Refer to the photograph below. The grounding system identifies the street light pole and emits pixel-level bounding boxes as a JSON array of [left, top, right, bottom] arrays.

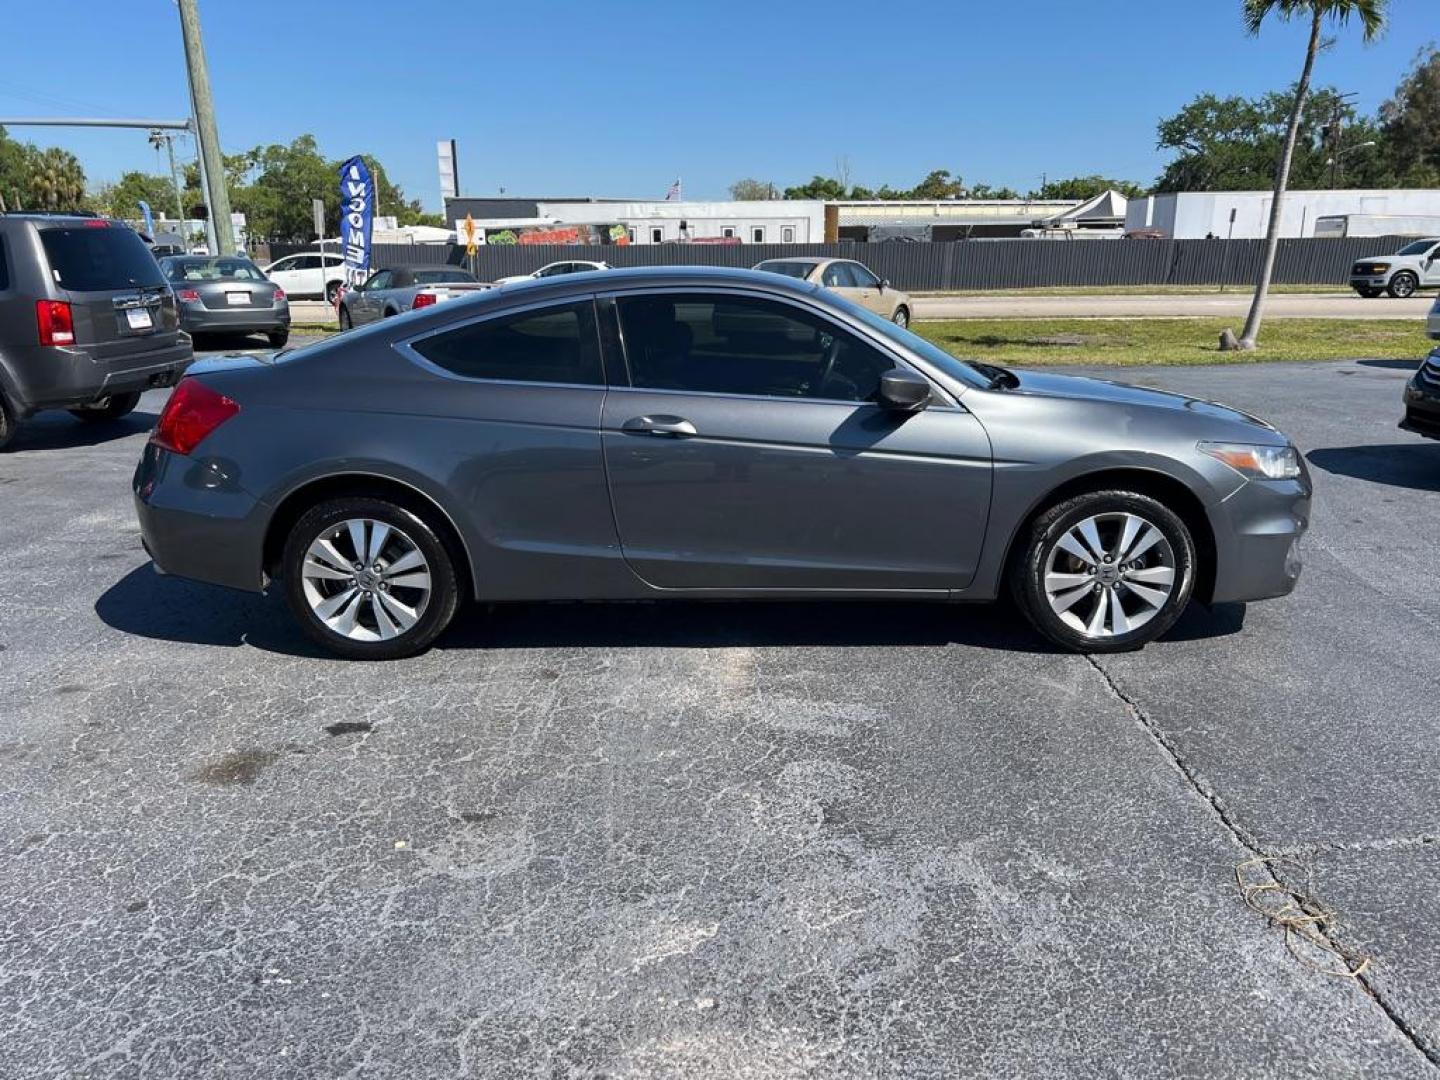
[[176, 0, 234, 254]]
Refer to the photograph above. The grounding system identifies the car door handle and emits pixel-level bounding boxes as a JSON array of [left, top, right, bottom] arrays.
[[621, 415, 697, 437]]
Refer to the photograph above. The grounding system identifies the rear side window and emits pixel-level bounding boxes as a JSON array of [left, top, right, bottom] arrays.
[[411, 300, 603, 386], [757, 261, 810, 280], [40, 227, 165, 290]]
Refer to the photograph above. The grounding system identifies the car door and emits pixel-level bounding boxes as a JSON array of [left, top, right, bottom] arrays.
[[1423, 242, 1440, 287], [844, 262, 890, 316], [599, 289, 993, 592], [265, 255, 300, 294], [396, 298, 620, 598], [351, 269, 391, 324]]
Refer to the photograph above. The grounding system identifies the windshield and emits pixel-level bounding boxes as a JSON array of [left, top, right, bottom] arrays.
[[162, 257, 266, 283], [40, 226, 166, 290], [831, 294, 989, 389], [1397, 239, 1438, 256]]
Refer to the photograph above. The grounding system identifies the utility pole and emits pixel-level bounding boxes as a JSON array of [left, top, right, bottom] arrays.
[[177, 0, 234, 254]]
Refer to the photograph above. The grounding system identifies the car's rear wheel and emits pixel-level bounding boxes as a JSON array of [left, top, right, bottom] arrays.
[[1012, 490, 1196, 653], [282, 497, 459, 660], [325, 280, 342, 305], [892, 306, 910, 329], [0, 395, 17, 450], [68, 392, 142, 422], [1388, 271, 1419, 299], [267, 329, 290, 348], [338, 306, 352, 330]]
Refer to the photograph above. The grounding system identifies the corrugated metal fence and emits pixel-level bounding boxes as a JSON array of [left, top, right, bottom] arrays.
[[269, 237, 1402, 292]]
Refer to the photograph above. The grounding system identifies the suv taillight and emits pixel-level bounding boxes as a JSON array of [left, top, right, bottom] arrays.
[[272, 286, 286, 301], [412, 292, 437, 309], [152, 378, 241, 456], [36, 300, 75, 346]]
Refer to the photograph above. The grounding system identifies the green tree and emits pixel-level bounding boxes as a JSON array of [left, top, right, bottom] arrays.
[[1036, 175, 1146, 200], [729, 178, 778, 200], [1380, 45, 1440, 185], [967, 182, 1022, 199], [907, 169, 966, 199], [95, 170, 180, 224], [784, 174, 851, 200], [1232, 0, 1388, 352], [25, 146, 86, 210]]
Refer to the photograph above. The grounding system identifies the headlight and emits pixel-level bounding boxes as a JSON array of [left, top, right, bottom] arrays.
[[1198, 441, 1302, 479]]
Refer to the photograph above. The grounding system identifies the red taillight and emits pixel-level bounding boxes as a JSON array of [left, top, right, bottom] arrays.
[[272, 286, 286, 301], [36, 300, 75, 346], [177, 288, 201, 303], [152, 378, 240, 456], [411, 292, 437, 309]]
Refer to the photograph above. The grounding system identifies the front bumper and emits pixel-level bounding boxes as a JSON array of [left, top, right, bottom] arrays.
[[1350, 276, 1390, 292], [132, 441, 269, 592], [1401, 356, 1440, 440], [1208, 474, 1310, 604], [178, 302, 290, 335]]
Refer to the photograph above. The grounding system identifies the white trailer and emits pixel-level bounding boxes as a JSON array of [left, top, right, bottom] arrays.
[[1314, 213, 1440, 238]]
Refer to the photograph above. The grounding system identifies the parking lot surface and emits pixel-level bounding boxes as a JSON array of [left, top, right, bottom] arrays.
[[3, 348, 1438, 1078]]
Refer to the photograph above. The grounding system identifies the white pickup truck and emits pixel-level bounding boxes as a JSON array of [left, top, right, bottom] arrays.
[[1349, 237, 1440, 298]]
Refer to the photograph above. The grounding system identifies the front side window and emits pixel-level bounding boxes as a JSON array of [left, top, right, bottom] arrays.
[[1397, 239, 1435, 256], [364, 270, 393, 291], [847, 263, 881, 288], [821, 262, 854, 287], [411, 300, 603, 386], [617, 293, 895, 403], [294, 255, 321, 270]]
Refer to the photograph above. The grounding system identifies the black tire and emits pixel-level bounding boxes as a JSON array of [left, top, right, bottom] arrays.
[[282, 496, 459, 660], [267, 329, 290, 348], [892, 306, 910, 328], [1355, 287, 1382, 299], [0, 395, 17, 451], [1011, 489, 1196, 653], [1388, 272, 1419, 299], [338, 306, 352, 331], [325, 280, 342, 305], [68, 392, 142, 422]]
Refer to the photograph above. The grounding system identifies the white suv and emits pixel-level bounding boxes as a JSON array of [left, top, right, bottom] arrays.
[[262, 252, 348, 303], [1350, 238, 1440, 298]]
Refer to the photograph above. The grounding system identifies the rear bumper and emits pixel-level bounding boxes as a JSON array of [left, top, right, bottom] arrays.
[[11, 338, 193, 415], [179, 302, 290, 335], [1208, 475, 1310, 604], [132, 441, 268, 592]]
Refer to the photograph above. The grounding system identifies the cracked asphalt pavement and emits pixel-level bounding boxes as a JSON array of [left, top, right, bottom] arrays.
[[2, 346, 1438, 1078]]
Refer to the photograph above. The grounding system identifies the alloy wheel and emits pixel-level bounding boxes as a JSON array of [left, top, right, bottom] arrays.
[[1043, 511, 1176, 638], [300, 518, 432, 641]]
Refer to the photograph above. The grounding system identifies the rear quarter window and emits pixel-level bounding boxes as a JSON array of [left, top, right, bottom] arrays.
[[40, 227, 165, 291], [411, 301, 603, 385]]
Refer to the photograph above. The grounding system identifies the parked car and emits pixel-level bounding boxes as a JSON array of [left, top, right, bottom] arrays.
[[1401, 348, 1440, 440], [262, 252, 348, 304], [1349, 238, 1440, 298], [337, 266, 491, 329], [0, 212, 191, 450], [134, 267, 1309, 660], [493, 260, 611, 285], [158, 255, 290, 347], [753, 257, 912, 327]]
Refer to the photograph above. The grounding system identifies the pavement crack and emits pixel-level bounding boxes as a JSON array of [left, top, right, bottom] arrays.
[[1084, 653, 1440, 1072]]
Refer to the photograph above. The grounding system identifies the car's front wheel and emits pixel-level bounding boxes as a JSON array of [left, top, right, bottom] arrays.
[[1012, 490, 1196, 653], [892, 306, 910, 329], [0, 395, 17, 450], [1388, 271, 1419, 299], [1356, 287, 1382, 298], [267, 329, 290, 349], [338, 306, 353, 331], [282, 497, 460, 659]]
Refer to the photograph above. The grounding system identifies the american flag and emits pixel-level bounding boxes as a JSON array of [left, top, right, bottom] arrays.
[[665, 178, 682, 201]]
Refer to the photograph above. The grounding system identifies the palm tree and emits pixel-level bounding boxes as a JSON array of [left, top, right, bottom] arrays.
[[1230, 0, 1388, 351], [25, 147, 86, 211]]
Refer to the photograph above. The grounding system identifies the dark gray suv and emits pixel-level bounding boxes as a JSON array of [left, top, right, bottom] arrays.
[[133, 267, 1310, 659], [0, 213, 192, 448]]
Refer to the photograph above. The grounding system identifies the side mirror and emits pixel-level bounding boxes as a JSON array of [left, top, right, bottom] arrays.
[[877, 368, 931, 412], [879, 278, 890, 292]]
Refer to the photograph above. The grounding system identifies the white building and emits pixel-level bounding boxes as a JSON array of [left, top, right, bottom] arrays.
[[444, 196, 823, 245], [1126, 189, 1440, 239]]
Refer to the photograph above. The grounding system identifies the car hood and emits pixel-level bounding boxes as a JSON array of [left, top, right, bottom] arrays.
[[1008, 369, 1280, 434]]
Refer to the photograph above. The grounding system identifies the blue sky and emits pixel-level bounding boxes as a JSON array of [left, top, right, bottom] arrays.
[[0, 0, 1432, 209]]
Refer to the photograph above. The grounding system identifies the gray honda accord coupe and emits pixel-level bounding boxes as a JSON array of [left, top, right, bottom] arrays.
[[132, 267, 1309, 660]]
